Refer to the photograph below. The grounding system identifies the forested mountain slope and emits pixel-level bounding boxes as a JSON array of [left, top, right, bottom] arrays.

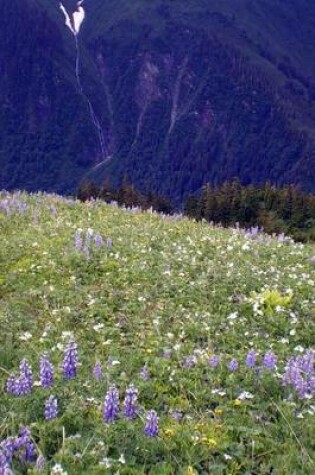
[[1, 0, 315, 203]]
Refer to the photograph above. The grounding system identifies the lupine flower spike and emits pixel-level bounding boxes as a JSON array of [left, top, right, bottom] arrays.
[[93, 362, 103, 381], [144, 410, 159, 437], [44, 396, 58, 420], [40, 355, 54, 388], [124, 384, 138, 419], [103, 385, 120, 423], [62, 340, 78, 380]]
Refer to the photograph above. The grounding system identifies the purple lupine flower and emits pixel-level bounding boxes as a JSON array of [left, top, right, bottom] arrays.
[[85, 228, 93, 248], [106, 238, 112, 249], [14, 427, 31, 450], [144, 410, 159, 437], [169, 409, 183, 421], [208, 355, 220, 368], [0, 437, 15, 464], [162, 349, 172, 358], [263, 351, 277, 370], [62, 340, 78, 380], [282, 350, 315, 399], [19, 359, 33, 394], [19, 359, 32, 378], [301, 349, 314, 374], [82, 229, 93, 260], [39, 355, 54, 388], [182, 355, 197, 368], [245, 349, 257, 368], [92, 362, 103, 381], [94, 234, 103, 248], [44, 396, 58, 420], [228, 359, 239, 372], [16, 428, 29, 445], [14, 376, 31, 396], [75, 229, 83, 251], [140, 365, 150, 381], [103, 385, 120, 423], [123, 384, 138, 419], [24, 441, 37, 463], [0, 447, 11, 474], [0, 427, 36, 472]]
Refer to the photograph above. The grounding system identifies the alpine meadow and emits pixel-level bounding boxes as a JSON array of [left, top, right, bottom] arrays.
[[0, 192, 314, 473]]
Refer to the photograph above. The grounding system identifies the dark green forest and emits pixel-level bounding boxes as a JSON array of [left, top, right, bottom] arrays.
[[184, 180, 315, 242], [1, 0, 315, 203]]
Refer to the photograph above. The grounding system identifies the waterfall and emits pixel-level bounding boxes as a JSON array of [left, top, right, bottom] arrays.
[[59, 1, 105, 158]]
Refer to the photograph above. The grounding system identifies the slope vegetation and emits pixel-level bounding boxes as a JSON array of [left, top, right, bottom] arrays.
[[0, 192, 315, 473]]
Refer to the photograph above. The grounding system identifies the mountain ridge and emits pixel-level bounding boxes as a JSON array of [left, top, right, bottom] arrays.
[[1, 0, 315, 203]]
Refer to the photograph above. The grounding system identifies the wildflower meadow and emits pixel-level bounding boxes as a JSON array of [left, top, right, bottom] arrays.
[[0, 192, 314, 474]]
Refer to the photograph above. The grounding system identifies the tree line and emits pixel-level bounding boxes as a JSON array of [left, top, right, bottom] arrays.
[[184, 180, 315, 242], [77, 179, 315, 242], [77, 179, 173, 215]]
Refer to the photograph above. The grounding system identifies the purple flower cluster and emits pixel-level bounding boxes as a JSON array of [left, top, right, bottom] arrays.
[[263, 351, 277, 370], [62, 340, 78, 380], [92, 362, 103, 381], [245, 349, 257, 368], [94, 234, 103, 248], [0, 195, 28, 216], [75, 229, 83, 251], [206, 349, 278, 374], [208, 355, 220, 368], [144, 410, 159, 437], [44, 396, 58, 420], [40, 355, 54, 388], [182, 355, 197, 369], [123, 384, 138, 419], [140, 365, 150, 381], [228, 358, 239, 372], [103, 385, 120, 423], [6, 359, 33, 396], [282, 350, 315, 399], [74, 228, 110, 259], [245, 226, 261, 239], [162, 349, 172, 358], [102, 384, 155, 435], [0, 427, 38, 473]]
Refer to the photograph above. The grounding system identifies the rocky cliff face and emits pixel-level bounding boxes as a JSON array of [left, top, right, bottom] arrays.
[[1, 0, 315, 203]]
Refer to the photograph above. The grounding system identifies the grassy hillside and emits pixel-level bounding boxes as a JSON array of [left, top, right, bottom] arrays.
[[0, 192, 315, 473]]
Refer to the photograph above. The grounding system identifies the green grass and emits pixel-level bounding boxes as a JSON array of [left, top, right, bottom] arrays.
[[0, 192, 315, 474]]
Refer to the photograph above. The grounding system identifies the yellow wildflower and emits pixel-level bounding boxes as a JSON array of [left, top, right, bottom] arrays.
[[164, 428, 175, 438], [186, 466, 198, 475], [233, 398, 242, 406], [201, 437, 217, 448]]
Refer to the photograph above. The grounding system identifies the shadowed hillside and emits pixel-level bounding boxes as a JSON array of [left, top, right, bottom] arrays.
[[1, 0, 315, 203]]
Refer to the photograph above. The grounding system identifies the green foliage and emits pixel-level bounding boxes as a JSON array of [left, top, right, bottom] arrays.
[[184, 180, 315, 241], [0, 192, 315, 473]]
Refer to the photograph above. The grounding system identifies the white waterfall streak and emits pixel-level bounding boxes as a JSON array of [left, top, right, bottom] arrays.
[[73, 4, 85, 34], [59, 3, 75, 35], [59, 1, 105, 158]]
